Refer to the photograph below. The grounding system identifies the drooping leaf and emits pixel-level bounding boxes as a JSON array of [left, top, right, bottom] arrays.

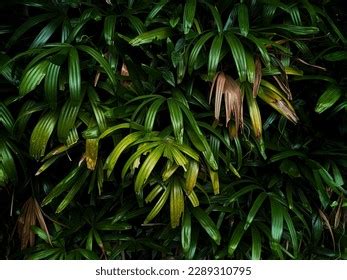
[[144, 184, 171, 224], [104, 131, 144, 177], [135, 144, 166, 194], [191, 207, 221, 245]]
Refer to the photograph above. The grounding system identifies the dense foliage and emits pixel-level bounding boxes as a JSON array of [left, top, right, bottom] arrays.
[[0, 0, 346, 259]]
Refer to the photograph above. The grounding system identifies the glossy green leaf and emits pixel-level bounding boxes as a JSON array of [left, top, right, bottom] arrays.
[[7, 13, 55, 48], [30, 111, 58, 160], [206, 4, 223, 33], [315, 84, 342, 114], [185, 160, 199, 193], [178, 103, 218, 170], [44, 62, 60, 109], [55, 169, 89, 213], [224, 31, 247, 81], [35, 154, 63, 176], [122, 142, 159, 179], [323, 51, 347, 61], [77, 45, 117, 86], [244, 192, 267, 230], [68, 47, 81, 105], [145, 0, 168, 24], [28, 249, 61, 260], [170, 146, 188, 170], [135, 144, 165, 194], [270, 197, 284, 256], [188, 32, 214, 74], [251, 226, 262, 260], [57, 98, 81, 143], [283, 210, 298, 257], [144, 184, 171, 224], [167, 98, 184, 144], [144, 97, 165, 132], [98, 123, 132, 139], [170, 179, 184, 228], [95, 220, 131, 231], [19, 60, 49, 96], [30, 17, 62, 48], [129, 27, 172, 46], [104, 15, 117, 45], [191, 207, 221, 245], [88, 86, 107, 132], [0, 140, 17, 185], [41, 165, 84, 206], [238, 3, 249, 36], [145, 184, 163, 203], [127, 15, 146, 34], [104, 131, 144, 177], [270, 150, 306, 163], [331, 162, 344, 187], [183, 0, 196, 34], [181, 209, 192, 253], [0, 103, 14, 134], [246, 34, 271, 67], [227, 184, 261, 204], [208, 34, 223, 80], [258, 24, 319, 35], [228, 222, 246, 255]]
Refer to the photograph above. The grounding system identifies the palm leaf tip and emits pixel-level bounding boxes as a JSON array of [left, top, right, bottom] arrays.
[[209, 72, 243, 135], [276, 100, 299, 123], [258, 86, 299, 124]]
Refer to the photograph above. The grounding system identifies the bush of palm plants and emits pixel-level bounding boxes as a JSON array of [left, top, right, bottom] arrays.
[[0, 0, 346, 259]]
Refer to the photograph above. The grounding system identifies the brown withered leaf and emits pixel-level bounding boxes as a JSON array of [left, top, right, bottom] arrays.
[[93, 71, 101, 87], [334, 196, 343, 229], [296, 58, 327, 71], [253, 57, 262, 97], [318, 208, 335, 250], [120, 63, 132, 88], [273, 75, 292, 100], [209, 72, 243, 136], [17, 197, 51, 250], [121, 63, 129, 77]]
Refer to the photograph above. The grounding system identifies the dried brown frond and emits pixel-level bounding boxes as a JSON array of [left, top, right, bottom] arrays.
[[120, 63, 132, 88], [273, 75, 292, 100], [276, 99, 298, 123], [210, 72, 243, 136], [334, 196, 343, 229], [253, 57, 262, 98], [17, 197, 51, 250], [318, 208, 335, 250], [93, 71, 101, 87], [121, 63, 129, 77], [296, 58, 327, 71]]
